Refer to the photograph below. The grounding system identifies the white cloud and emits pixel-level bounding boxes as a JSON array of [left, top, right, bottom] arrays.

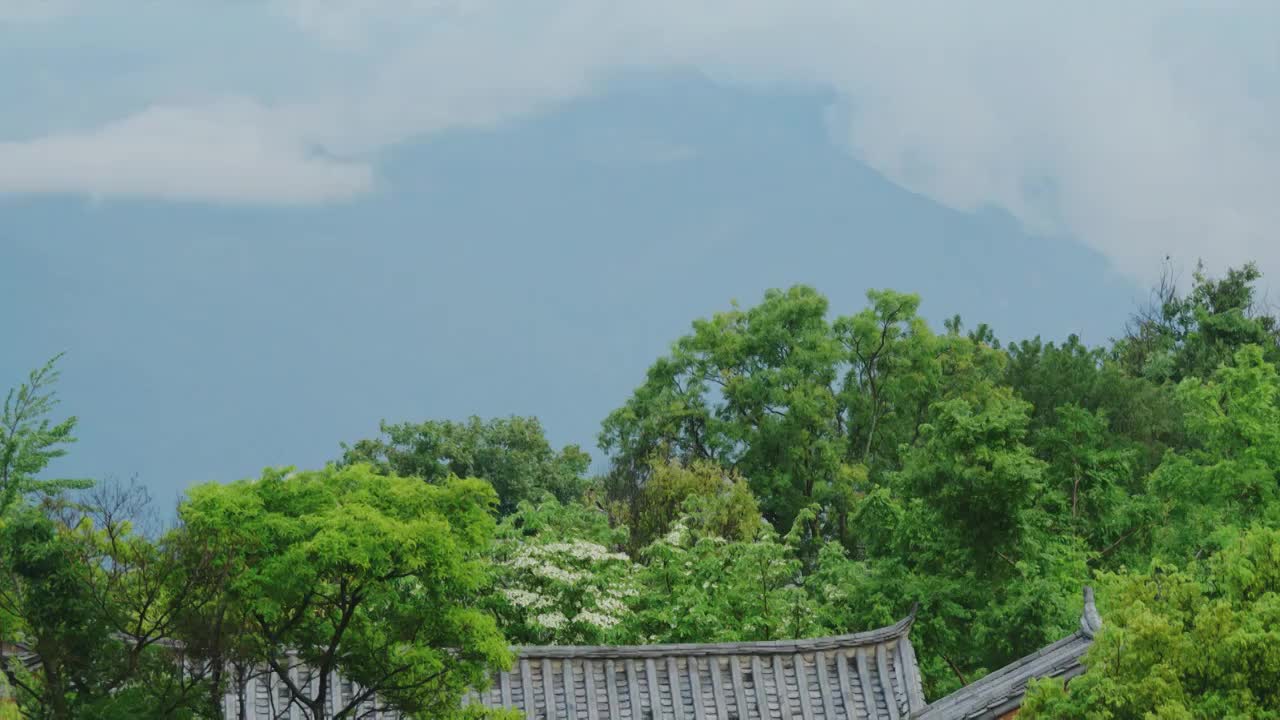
[[0, 0, 76, 24], [2, 0, 1278, 282], [0, 100, 372, 204]]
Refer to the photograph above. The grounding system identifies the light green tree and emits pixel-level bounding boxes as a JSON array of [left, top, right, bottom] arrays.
[[178, 464, 510, 720], [1023, 527, 1280, 719], [622, 519, 818, 645], [1148, 344, 1280, 561], [0, 355, 90, 518]]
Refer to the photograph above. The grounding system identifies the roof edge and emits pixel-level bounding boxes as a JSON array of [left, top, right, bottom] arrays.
[[511, 609, 918, 659], [916, 586, 1102, 719]]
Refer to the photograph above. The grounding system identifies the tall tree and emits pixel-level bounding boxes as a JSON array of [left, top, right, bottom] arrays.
[[602, 286, 935, 541], [1148, 344, 1280, 562], [835, 289, 941, 474]]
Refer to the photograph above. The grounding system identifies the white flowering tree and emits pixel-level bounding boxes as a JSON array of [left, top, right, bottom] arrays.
[[489, 497, 637, 645]]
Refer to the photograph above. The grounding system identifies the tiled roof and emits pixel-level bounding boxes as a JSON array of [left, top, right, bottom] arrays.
[[6, 589, 1104, 720], [914, 587, 1102, 720], [463, 609, 927, 720]]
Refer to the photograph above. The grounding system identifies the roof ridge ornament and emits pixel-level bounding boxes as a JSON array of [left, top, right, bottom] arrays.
[[1080, 585, 1103, 638], [916, 586, 1103, 719]]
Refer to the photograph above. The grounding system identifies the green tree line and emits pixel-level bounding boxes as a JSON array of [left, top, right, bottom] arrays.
[[3, 261, 1279, 718]]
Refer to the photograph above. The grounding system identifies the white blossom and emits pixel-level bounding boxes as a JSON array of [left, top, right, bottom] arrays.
[[596, 596, 627, 614], [661, 522, 688, 546], [502, 588, 546, 609], [542, 540, 630, 563], [534, 611, 568, 629], [575, 610, 620, 629], [531, 564, 585, 584]]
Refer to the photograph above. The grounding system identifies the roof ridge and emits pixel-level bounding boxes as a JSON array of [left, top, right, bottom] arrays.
[[916, 587, 1104, 719], [510, 608, 918, 659]]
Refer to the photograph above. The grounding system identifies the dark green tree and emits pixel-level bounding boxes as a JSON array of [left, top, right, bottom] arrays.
[[340, 415, 590, 514], [1116, 261, 1280, 383]]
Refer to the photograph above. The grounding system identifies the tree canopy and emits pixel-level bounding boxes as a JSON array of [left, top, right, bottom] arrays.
[[178, 465, 510, 719], [5, 259, 1280, 718], [340, 416, 590, 514]]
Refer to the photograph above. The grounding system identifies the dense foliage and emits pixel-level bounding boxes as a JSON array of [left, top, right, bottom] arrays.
[[338, 416, 590, 514], [179, 465, 509, 719], [1022, 527, 1280, 719], [4, 259, 1280, 718]]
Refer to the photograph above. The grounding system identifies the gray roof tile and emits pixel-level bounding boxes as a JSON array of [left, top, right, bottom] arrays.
[[466, 610, 926, 720]]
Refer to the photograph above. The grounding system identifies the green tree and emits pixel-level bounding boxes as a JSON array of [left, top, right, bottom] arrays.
[[601, 286, 947, 544], [1032, 404, 1147, 563], [1116, 261, 1280, 383], [834, 289, 940, 474], [850, 381, 1091, 695], [895, 384, 1043, 555], [0, 508, 116, 719], [0, 355, 90, 518], [0, 486, 212, 720], [1023, 527, 1280, 719], [341, 416, 590, 513], [1007, 335, 1184, 477], [165, 496, 262, 720], [1147, 344, 1280, 562], [621, 519, 817, 644], [178, 464, 510, 720], [613, 458, 762, 550]]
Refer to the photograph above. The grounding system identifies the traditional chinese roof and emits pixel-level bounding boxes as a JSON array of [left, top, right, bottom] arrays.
[[5, 589, 1104, 720], [463, 608, 926, 720], [915, 587, 1102, 720]]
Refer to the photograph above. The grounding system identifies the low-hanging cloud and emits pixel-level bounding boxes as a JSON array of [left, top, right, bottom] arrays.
[[0, 100, 372, 204], [2, 0, 1277, 282]]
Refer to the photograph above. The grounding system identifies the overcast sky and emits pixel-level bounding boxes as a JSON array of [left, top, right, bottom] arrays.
[[3, 2, 1276, 503]]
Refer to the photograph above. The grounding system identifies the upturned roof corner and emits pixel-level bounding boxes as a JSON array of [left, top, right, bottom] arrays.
[[1079, 585, 1103, 639], [916, 586, 1102, 720]]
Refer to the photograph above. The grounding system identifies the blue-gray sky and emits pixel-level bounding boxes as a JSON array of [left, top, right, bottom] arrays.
[[2, 2, 1277, 505]]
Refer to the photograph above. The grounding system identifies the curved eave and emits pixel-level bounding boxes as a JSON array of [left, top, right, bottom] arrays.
[[917, 587, 1101, 720]]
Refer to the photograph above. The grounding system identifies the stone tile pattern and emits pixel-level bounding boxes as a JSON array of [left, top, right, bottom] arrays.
[[463, 612, 927, 720]]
